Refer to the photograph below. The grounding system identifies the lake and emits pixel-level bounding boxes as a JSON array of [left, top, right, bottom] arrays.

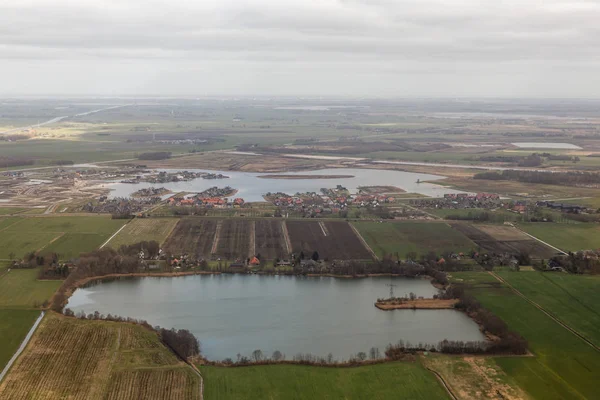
[[66, 275, 485, 361], [106, 168, 467, 201], [511, 142, 582, 149]]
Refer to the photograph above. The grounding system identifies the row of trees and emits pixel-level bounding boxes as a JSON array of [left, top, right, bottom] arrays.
[[138, 151, 172, 160]]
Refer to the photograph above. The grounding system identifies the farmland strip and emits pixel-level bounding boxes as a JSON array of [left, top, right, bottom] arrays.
[[349, 223, 378, 261], [281, 221, 292, 255], [211, 221, 222, 255], [249, 220, 256, 257]]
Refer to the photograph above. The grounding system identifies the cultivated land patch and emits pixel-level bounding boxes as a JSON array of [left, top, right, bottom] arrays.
[[286, 220, 372, 260], [163, 218, 218, 259], [0, 309, 41, 371], [451, 272, 600, 400], [199, 362, 449, 400], [0, 313, 200, 400], [107, 218, 179, 249], [0, 268, 61, 309], [518, 223, 600, 252], [450, 223, 557, 259], [216, 220, 252, 260], [421, 354, 529, 400], [0, 216, 126, 259], [352, 221, 476, 258], [254, 220, 288, 260], [498, 271, 600, 347]]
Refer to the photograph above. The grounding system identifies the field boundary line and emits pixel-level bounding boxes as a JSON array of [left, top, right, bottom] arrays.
[[423, 365, 458, 400], [511, 224, 567, 255], [349, 223, 379, 261], [161, 219, 179, 246], [489, 271, 600, 352], [281, 221, 292, 255], [211, 221, 222, 254], [100, 221, 130, 249], [36, 232, 65, 253], [0, 310, 44, 383], [318, 221, 329, 236], [188, 363, 204, 400], [250, 220, 256, 257]]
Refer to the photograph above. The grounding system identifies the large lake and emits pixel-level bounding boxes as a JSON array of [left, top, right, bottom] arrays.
[[66, 275, 485, 361], [106, 168, 466, 201]]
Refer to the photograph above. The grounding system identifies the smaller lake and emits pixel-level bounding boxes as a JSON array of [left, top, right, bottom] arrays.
[[106, 168, 466, 201], [66, 275, 485, 361]]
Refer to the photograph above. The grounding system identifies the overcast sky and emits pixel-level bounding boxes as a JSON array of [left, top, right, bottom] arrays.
[[1, 0, 599, 97]]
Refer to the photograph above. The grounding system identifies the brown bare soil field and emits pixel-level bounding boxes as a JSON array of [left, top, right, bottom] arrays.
[[451, 223, 557, 259], [0, 313, 199, 400], [286, 220, 372, 260], [255, 220, 288, 260], [216, 219, 252, 260], [163, 218, 217, 258]]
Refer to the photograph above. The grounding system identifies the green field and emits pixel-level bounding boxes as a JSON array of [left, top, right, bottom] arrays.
[[107, 218, 179, 249], [0, 207, 30, 215], [353, 221, 476, 258], [498, 271, 600, 347], [200, 362, 449, 400], [518, 223, 600, 252], [0, 309, 40, 371], [428, 208, 522, 223], [452, 271, 600, 400], [0, 268, 61, 308], [0, 216, 126, 259]]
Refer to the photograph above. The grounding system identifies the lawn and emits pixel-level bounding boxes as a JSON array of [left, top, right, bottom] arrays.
[[0, 268, 61, 308], [0, 309, 41, 371], [0, 216, 126, 259], [518, 223, 600, 252], [352, 221, 476, 258], [107, 217, 179, 249], [459, 272, 600, 400], [498, 271, 600, 348], [199, 362, 450, 400]]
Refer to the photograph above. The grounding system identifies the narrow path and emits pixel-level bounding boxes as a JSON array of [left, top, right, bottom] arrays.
[[188, 363, 204, 400], [424, 365, 458, 400], [488, 271, 600, 352], [349, 223, 379, 261], [211, 221, 222, 254], [511, 224, 567, 255], [281, 221, 292, 255], [0, 311, 45, 383], [249, 220, 256, 257], [318, 221, 329, 236], [100, 222, 129, 249]]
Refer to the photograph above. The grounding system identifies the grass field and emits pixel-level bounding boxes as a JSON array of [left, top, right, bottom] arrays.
[[200, 362, 449, 400], [0, 309, 41, 371], [428, 208, 522, 223], [518, 223, 600, 252], [0, 268, 61, 309], [0, 216, 126, 259], [0, 207, 29, 215], [352, 221, 476, 258], [498, 271, 600, 348], [105, 218, 179, 249], [0, 313, 201, 399], [451, 271, 600, 400]]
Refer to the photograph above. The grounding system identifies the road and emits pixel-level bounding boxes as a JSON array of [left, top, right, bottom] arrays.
[[0, 311, 45, 383], [0, 104, 131, 136]]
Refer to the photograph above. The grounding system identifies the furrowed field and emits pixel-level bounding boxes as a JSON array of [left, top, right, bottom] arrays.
[[518, 223, 600, 252], [498, 271, 600, 347], [107, 218, 179, 248], [352, 221, 476, 258], [0, 314, 201, 399], [199, 362, 449, 400], [450, 271, 600, 400], [0, 216, 126, 259]]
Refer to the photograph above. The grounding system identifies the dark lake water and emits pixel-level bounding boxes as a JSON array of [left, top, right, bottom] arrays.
[[66, 275, 484, 361]]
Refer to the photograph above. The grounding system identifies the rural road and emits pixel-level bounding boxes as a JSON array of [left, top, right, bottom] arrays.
[[0, 311, 45, 383], [488, 271, 600, 352]]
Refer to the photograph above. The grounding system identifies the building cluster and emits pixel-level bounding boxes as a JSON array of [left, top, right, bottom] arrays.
[[411, 193, 503, 210], [167, 194, 245, 208], [83, 196, 161, 214], [536, 201, 590, 214]]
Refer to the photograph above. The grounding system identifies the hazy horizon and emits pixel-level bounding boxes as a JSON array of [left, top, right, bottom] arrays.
[[1, 0, 599, 98]]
